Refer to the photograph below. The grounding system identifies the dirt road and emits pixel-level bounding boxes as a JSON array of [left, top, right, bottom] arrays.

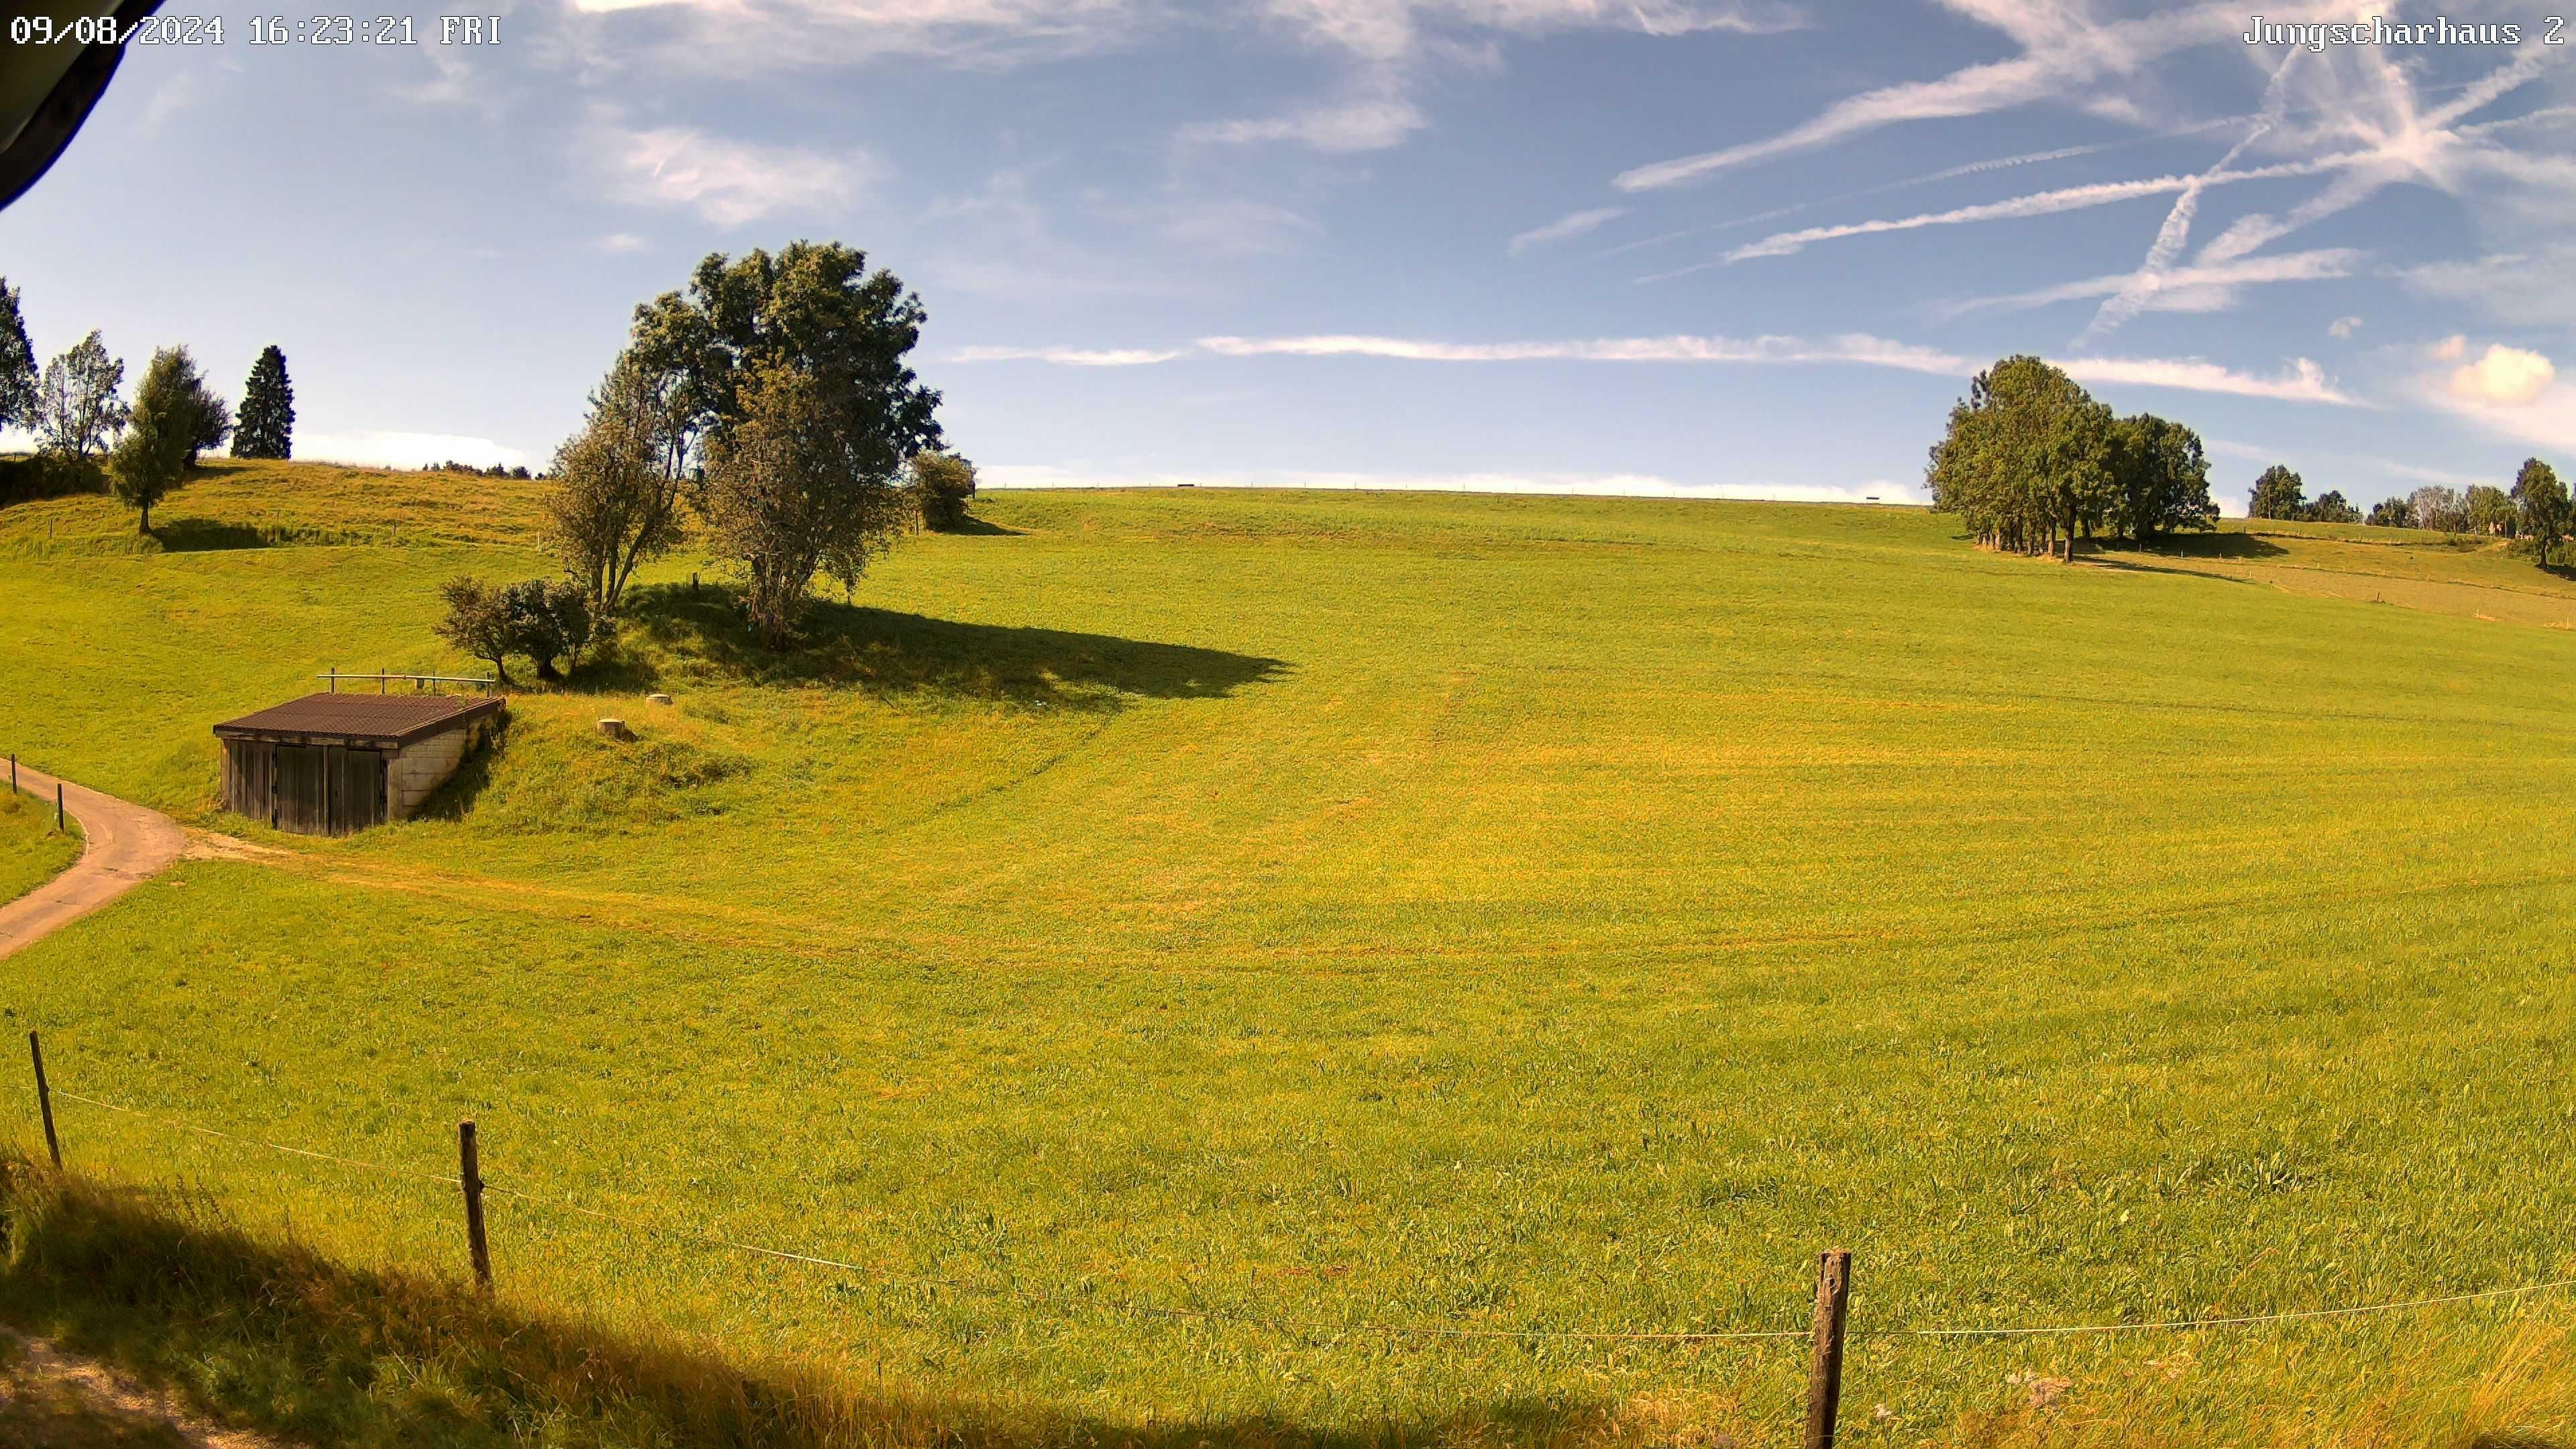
[[0, 765, 186, 961]]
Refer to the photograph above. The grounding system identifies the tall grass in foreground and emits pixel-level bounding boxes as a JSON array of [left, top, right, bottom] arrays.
[[0, 1155, 2570, 1448]]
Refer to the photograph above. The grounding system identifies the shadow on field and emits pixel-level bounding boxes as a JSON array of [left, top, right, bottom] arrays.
[[145, 519, 270, 553], [2077, 555, 2266, 586], [930, 516, 1024, 537], [606, 583, 1289, 710], [2139, 533, 2290, 559], [0, 1159, 1619, 1449]]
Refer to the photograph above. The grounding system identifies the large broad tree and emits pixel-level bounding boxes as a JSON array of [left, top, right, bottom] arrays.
[[231, 345, 294, 459], [1926, 355, 2116, 561], [2514, 458, 2569, 565], [2247, 464, 2304, 521], [0, 278, 36, 432], [543, 349, 691, 618], [2304, 490, 2359, 524], [2107, 413, 2216, 546], [626, 241, 942, 478], [34, 331, 127, 460], [703, 362, 916, 647], [109, 346, 211, 532], [627, 242, 944, 643], [2367, 496, 2417, 528]]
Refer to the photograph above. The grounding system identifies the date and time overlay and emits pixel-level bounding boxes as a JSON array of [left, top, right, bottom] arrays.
[[10, 9, 497, 45]]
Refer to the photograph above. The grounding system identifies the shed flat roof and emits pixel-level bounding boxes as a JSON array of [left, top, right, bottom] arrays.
[[212, 692, 505, 747]]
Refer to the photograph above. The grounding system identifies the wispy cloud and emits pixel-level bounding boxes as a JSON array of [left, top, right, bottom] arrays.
[[982, 462, 1913, 504], [953, 330, 2367, 405], [1177, 97, 1427, 152], [582, 115, 872, 225], [2059, 355, 2357, 406], [1611, 0, 2337, 191], [1507, 207, 1628, 258], [2327, 315, 2362, 338], [949, 345, 1189, 366], [1930, 250, 2363, 319]]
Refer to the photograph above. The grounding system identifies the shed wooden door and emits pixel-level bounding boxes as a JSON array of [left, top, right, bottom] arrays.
[[268, 744, 387, 835]]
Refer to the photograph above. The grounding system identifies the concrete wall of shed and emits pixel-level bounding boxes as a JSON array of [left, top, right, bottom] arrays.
[[386, 716, 494, 820]]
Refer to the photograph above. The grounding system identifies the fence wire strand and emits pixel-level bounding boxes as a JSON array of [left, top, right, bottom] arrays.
[[42, 1083, 2576, 1348]]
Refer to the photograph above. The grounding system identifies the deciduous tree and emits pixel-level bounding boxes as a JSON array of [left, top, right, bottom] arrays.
[[437, 577, 515, 684], [107, 347, 209, 532], [2304, 490, 2359, 525], [2513, 458, 2569, 565], [2107, 413, 2215, 545], [33, 331, 127, 460], [2247, 464, 2304, 521], [543, 349, 690, 617], [2367, 496, 2417, 528], [911, 450, 978, 531], [703, 362, 915, 647], [2467, 483, 2517, 537], [1926, 356, 2116, 561]]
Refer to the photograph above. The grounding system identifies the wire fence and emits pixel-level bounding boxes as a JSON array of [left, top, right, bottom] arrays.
[[36, 1071, 2576, 1348]]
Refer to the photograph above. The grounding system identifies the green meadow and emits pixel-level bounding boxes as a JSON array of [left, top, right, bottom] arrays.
[[3, 460, 2576, 1446], [0, 784, 77, 908]]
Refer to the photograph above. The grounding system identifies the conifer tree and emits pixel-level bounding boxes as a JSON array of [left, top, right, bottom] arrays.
[[0, 278, 35, 432], [231, 344, 294, 459]]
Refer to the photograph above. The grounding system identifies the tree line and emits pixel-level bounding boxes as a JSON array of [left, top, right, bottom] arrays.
[[1929, 354, 2572, 570], [0, 276, 295, 523], [437, 241, 983, 684], [1925, 355, 2216, 559]]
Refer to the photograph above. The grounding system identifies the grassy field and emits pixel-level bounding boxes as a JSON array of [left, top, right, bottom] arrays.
[[1, 462, 2575, 1446], [0, 781, 78, 909]]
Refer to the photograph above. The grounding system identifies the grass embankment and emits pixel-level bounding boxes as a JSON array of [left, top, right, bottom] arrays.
[[1, 466, 2575, 1445], [0, 785, 78, 908]]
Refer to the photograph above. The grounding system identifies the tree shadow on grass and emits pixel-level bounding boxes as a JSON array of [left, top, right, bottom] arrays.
[[146, 519, 271, 553], [930, 516, 1024, 537], [604, 582, 1290, 712], [2135, 532, 2290, 560], [0, 1161, 1627, 1449]]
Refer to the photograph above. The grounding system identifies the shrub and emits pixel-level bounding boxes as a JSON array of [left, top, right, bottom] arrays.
[[912, 451, 978, 531], [500, 578, 598, 682], [435, 577, 516, 685], [0, 453, 104, 507]]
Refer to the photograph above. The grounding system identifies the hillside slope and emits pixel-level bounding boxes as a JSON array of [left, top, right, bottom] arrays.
[[1, 466, 2573, 1445]]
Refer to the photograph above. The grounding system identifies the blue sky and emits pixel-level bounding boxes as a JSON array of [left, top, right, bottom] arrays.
[[4, 0, 2572, 513]]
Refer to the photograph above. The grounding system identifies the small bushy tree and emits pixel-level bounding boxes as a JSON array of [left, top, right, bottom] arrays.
[[2247, 464, 2304, 521], [2514, 458, 2569, 565], [0, 278, 36, 432], [543, 350, 689, 618], [231, 345, 294, 460], [911, 451, 979, 531], [500, 578, 596, 682], [436, 577, 516, 684], [34, 331, 127, 460], [108, 347, 209, 532]]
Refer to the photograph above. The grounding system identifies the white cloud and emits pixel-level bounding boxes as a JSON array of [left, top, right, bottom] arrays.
[[2432, 333, 2469, 362], [1177, 97, 1427, 152], [596, 233, 651, 254], [564, 0, 1144, 69], [948, 345, 1187, 366], [982, 462, 1915, 504], [1930, 250, 2362, 319], [299, 431, 531, 470], [1149, 198, 1324, 256], [955, 331, 2367, 405], [582, 116, 871, 225], [2328, 315, 2362, 338], [1195, 331, 1974, 374], [2059, 355, 2359, 406], [1507, 207, 1628, 258], [1612, 0, 2347, 191], [2447, 345, 2557, 407]]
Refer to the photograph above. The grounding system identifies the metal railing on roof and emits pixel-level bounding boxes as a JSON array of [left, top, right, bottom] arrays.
[[319, 670, 500, 694]]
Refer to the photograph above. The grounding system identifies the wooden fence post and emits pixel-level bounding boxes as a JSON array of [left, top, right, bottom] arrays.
[[1803, 1249, 1852, 1449], [28, 1032, 60, 1170], [54, 783, 64, 833], [458, 1121, 493, 1293]]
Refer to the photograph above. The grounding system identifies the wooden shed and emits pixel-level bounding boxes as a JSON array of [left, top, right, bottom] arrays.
[[213, 692, 506, 836]]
